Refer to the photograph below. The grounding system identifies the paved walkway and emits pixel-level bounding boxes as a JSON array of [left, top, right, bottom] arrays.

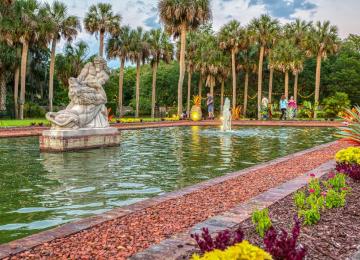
[[1, 141, 348, 259], [0, 120, 342, 138]]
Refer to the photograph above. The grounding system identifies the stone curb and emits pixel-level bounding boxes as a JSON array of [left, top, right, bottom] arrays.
[[0, 141, 339, 258], [130, 160, 336, 260]]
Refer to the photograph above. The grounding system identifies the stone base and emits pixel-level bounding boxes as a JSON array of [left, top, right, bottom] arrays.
[[40, 128, 121, 152]]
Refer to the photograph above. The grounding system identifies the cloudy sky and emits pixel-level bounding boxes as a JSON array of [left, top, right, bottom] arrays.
[[46, 0, 359, 67]]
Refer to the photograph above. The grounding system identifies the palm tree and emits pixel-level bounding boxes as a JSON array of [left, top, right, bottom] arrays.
[[43, 1, 81, 112], [249, 14, 280, 119], [84, 3, 121, 57], [128, 27, 149, 118], [270, 39, 302, 99], [148, 28, 174, 118], [107, 25, 132, 116], [285, 19, 311, 102], [158, 0, 212, 116], [218, 20, 243, 110], [0, 43, 16, 111], [306, 21, 340, 118]]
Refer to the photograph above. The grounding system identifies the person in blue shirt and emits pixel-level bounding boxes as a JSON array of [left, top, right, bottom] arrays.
[[280, 95, 288, 120]]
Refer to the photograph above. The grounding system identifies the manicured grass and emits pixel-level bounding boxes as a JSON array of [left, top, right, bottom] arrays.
[[0, 119, 49, 127]]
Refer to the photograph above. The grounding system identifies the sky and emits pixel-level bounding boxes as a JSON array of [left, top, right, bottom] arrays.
[[45, 0, 360, 68]]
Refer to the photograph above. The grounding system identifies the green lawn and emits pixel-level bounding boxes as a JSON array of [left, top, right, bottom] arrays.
[[0, 119, 49, 127]]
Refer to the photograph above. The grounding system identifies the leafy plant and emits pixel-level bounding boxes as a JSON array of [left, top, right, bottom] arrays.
[[193, 95, 201, 107], [323, 172, 347, 191], [299, 206, 321, 226], [323, 92, 351, 118], [191, 227, 244, 254], [252, 209, 272, 238], [232, 106, 242, 120], [293, 190, 306, 209], [191, 240, 272, 260], [337, 106, 360, 144], [336, 163, 360, 181], [325, 188, 348, 209], [308, 177, 321, 197], [264, 215, 307, 260], [298, 101, 320, 119], [335, 147, 360, 164]]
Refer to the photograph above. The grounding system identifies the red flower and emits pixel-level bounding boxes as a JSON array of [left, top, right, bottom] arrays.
[[328, 172, 336, 179], [342, 187, 348, 191], [309, 189, 315, 193], [310, 173, 315, 178]]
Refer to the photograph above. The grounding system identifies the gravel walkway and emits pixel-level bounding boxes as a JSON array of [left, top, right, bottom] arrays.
[[6, 141, 348, 260]]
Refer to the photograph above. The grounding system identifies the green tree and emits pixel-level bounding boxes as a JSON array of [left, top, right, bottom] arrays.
[[107, 25, 132, 116], [128, 27, 149, 118], [218, 20, 243, 109], [306, 21, 340, 118], [43, 1, 80, 112], [84, 3, 121, 57], [249, 14, 280, 119], [148, 28, 174, 118], [158, 0, 211, 116], [0, 44, 16, 111]]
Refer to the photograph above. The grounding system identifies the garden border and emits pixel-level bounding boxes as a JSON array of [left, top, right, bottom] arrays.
[[0, 141, 341, 259]]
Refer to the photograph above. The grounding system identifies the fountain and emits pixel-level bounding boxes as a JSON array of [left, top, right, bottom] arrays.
[[222, 98, 232, 131], [40, 57, 121, 152]]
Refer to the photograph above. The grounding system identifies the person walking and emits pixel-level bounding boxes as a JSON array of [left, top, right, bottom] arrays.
[[207, 93, 214, 120], [280, 95, 288, 120], [288, 96, 297, 119]]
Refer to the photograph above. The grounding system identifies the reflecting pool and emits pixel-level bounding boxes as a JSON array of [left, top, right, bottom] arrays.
[[0, 126, 336, 243]]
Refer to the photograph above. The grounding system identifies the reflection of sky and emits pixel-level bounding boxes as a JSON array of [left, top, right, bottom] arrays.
[[45, 0, 359, 68]]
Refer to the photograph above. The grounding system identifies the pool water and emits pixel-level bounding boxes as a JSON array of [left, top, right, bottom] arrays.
[[0, 126, 336, 243]]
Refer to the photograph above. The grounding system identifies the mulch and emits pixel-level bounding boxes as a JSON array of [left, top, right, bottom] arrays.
[[240, 175, 360, 260], [7, 142, 348, 260]]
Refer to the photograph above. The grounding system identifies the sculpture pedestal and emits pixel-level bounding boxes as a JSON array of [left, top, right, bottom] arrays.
[[40, 128, 120, 152]]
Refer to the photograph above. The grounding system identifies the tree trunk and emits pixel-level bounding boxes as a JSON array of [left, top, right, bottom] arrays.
[[314, 53, 322, 119], [117, 57, 125, 117], [135, 59, 141, 118], [186, 70, 192, 116], [244, 71, 249, 117], [231, 48, 237, 110], [99, 31, 105, 57], [294, 72, 298, 103], [220, 80, 224, 113], [198, 74, 202, 98], [284, 71, 289, 100], [48, 38, 56, 112], [14, 66, 19, 118], [0, 74, 6, 111], [177, 24, 187, 116], [151, 62, 158, 118], [268, 67, 274, 104], [19, 40, 29, 120], [257, 46, 265, 120]]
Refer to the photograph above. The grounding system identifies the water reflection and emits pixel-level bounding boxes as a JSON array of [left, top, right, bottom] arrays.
[[0, 127, 336, 243]]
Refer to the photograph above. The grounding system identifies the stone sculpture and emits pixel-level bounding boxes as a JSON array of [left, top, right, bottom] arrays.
[[46, 57, 110, 129], [222, 98, 232, 131]]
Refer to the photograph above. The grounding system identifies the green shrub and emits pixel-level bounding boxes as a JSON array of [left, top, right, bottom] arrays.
[[251, 209, 272, 238], [323, 92, 351, 118], [325, 189, 347, 209], [24, 102, 46, 118]]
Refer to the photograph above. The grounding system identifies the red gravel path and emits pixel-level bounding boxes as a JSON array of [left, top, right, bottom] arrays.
[[0, 120, 342, 138], [7, 141, 349, 260]]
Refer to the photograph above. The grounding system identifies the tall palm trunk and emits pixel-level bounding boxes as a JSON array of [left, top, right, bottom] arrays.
[[99, 31, 105, 57], [243, 71, 249, 117], [14, 66, 20, 118], [284, 71, 289, 99], [186, 70, 192, 116], [0, 74, 6, 111], [135, 59, 141, 118], [19, 40, 29, 120], [220, 80, 224, 113], [198, 74, 202, 98], [151, 62, 158, 118], [177, 24, 187, 116], [117, 57, 125, 116], [231, 48, 236, 110], [48, 38, 57, 112], [268, 67, 274, 104], [257, 45, 265, 120], [293, 72, 298, 103], [314, 53, 322, 118]]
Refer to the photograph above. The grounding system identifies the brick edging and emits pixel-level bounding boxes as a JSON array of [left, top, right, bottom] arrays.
[[130, 160, 336, 260], [0, 141, 339, 258]]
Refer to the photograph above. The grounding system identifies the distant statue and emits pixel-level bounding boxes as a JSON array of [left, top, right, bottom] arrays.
[[222, 98, 232, 131], [46, 57, 110, 130]]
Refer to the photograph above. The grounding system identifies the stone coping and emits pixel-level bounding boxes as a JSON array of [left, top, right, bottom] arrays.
[[130, 160, 335, 260], [0, 120, 343, 139], [0, 141, 339, 259]]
